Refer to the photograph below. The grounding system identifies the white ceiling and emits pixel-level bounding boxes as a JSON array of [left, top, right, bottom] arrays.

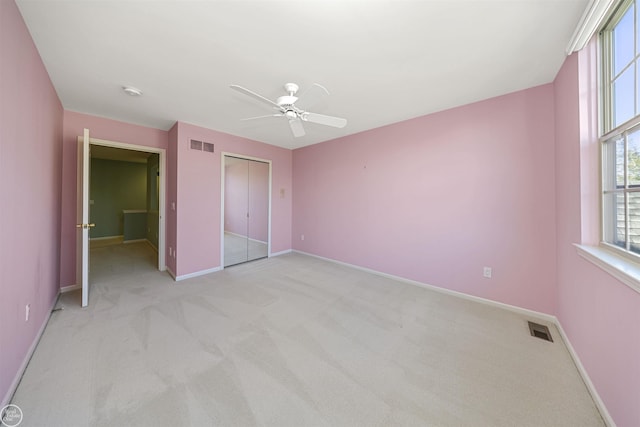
[[16, 0, 588, 149]]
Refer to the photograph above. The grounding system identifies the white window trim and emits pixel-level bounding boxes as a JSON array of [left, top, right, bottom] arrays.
[[600, 0, 637, 134], [575, 244, 640, 293], [598, 0, 640, 266]]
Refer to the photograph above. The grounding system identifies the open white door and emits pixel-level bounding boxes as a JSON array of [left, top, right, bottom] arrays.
[[76, 128, 92, 307]]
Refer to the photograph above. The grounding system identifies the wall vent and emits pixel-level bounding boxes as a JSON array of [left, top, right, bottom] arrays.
[[190, 139, 214, 153], [528, 321, 553, 342]]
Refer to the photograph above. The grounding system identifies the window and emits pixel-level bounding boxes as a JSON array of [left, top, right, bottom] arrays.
[[601, 0, 640, 256]]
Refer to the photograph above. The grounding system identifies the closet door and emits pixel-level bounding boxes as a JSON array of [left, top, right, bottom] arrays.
[[247, 160, 269, 262], [223, 156, 269, 267]]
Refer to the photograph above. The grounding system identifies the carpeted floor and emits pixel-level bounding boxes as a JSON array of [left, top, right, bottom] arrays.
[[10, 243, 605, 426]]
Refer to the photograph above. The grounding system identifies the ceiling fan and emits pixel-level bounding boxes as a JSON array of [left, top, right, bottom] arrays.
[[230, 82, 347, 137]]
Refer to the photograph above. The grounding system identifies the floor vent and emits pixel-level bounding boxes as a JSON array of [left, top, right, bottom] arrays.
[[528, 321, 553, 342]]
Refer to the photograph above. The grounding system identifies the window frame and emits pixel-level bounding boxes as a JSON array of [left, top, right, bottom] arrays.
[[600, 0, 640, 261], [600, 0, 637, 133], [600, 121, 640, 261]]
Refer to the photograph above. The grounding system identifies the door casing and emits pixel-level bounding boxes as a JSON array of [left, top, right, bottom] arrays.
[[76, 134, 167, 306]]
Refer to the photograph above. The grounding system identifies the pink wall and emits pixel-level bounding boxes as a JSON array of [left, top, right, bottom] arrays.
[[172, 122, 291, 277], [555, 43, 640, 427], [293, 85, 558, 314], [166, 123, 178, 275], [0, 0, 63, 405], [60, 111, 169, 286]]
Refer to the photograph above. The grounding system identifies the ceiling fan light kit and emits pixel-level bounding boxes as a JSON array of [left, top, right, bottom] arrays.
[[230, 82, 346, 137]]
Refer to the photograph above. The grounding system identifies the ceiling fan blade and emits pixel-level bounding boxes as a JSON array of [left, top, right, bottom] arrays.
[[302, 112, 347, 128], [240, 114, 283, 121], [289, 118, 306, 137], [230, 84, 281, 110], [295, 83, 329, 111]]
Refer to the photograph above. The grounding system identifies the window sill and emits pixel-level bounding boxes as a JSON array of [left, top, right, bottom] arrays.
[[574, 244, 640, 294]]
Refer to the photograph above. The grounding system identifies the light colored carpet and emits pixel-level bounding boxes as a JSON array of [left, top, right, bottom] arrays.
[[11, 244, 605, 426], [89, 236, 124, 249]]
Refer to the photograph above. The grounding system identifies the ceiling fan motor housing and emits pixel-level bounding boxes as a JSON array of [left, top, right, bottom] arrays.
[[276, 95, 298, 107]]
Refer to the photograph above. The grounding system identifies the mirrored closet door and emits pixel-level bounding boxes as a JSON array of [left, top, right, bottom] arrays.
[[223, 155, 270, 267]]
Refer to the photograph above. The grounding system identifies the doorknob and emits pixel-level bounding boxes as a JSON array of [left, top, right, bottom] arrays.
[[76, 223, 96, 229]]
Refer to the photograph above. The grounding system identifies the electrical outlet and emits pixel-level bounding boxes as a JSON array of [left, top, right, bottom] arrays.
[[25, 304, 30, 322], [483, 267, 492, 278], [301, 234, 305, 241]]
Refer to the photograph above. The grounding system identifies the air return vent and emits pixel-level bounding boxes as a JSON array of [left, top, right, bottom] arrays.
[[189, 139, 214, 153], [528, 321, 553, 342]]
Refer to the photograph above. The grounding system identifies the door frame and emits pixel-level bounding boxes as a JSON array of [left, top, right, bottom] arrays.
[[220, 152, 272, 269], [77, 130, 90, 307], [83, 136, 167, 272]]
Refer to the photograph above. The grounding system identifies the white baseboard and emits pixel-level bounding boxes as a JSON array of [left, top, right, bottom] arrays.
[[123, 238, 147, 244], [554, 322, 616, 427], [292, 250, 614, 426], [89, 235, 123, 241], [174, 266, 221, 281], [147, 239, 158, 252], [270, 249, 292, 257], [60, 284, 81, 293], [294, 250, 555, 322], [2, 292, 59, 408]]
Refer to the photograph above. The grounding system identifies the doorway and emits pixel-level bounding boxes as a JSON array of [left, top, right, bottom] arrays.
[[76, 129, 166, 307], [79, 138, 166, 286], [89, 146, 162, 280], [89, 143, 166, 271], [222, 154, 271, 267]]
